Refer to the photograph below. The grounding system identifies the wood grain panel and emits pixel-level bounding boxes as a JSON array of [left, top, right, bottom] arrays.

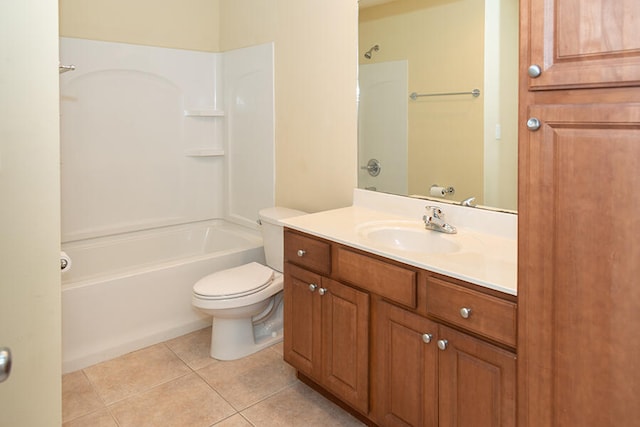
[[375, 300, 438, 427], [284, 229, 331, 275], [334, 246, 417, 308], [283, 263, 322, 379], [321, 278, 370, 414], [527, 0, 640, 89], [439, 326, 516, 427], [518, 102, 640, 426], [425, 276, 517, 348]]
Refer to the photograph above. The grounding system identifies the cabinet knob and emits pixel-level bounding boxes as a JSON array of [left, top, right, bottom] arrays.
[[309, 283, 317, 292], [526, 117, 541, 131], [318, 287, 328, 296], [422, 333, 433, 344], [297, 249, 306, 257], [528, 64, 542, 78], [459, 307, 472, 319], [437, 339, 448, 351]]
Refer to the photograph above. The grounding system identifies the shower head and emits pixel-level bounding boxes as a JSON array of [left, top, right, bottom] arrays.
[[364, 44, 379, 59]]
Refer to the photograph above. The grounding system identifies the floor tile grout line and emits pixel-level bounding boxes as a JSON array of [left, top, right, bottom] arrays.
[[60, 369, 113, 424], [234, 381, 299, 416], [64, 333, 353, 427], [101, 369, 194, 408], [191, 351, 298, 414], [236, 411, 258, 427], [84, 342, 194, 408], [192, 365, 243, 415], [79, 368, 109, 408]]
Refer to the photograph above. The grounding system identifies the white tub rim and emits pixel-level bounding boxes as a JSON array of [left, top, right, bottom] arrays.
[[61, 219, 263, 290]]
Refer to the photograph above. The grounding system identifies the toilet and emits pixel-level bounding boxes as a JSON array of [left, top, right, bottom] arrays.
[[192, 207, 306, 360]]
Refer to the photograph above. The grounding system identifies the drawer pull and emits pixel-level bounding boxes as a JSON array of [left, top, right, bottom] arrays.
[[437, 339, 448, 351], [459, 307, 472, 319], [309, 283, 318, 292], [297, 249, 306, 257], [422, 333, 433, 344]]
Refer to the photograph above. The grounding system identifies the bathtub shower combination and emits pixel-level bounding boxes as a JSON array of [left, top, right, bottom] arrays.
[[62, 221, 264, 372], [59, 38, 275, 373]]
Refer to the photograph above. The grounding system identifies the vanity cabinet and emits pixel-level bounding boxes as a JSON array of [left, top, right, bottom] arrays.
[[519, 0, 640, 425], [374, 300, 438, 427], [283, 228, 517, 427], [437, 325, 516, 427], [375, 282, 516, 427], [283, 232, 370, 414]]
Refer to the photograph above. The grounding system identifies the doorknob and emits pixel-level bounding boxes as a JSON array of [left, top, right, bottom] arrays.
[[0, 347, 12, 383]]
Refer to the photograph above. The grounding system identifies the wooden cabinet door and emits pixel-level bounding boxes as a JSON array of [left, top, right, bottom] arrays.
[[375, 300, 439, 427], [518, 103, 640, 426], [525, 0, 640, 90], [283, 263, 322, 379], [321, 278, 370, 414], [438, 326, 516, 427]]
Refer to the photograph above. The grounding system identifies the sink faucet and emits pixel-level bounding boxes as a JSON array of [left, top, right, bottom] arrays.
[[423, 206, 457, 234]]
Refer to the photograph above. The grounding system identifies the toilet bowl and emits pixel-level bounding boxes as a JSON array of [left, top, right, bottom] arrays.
[[192, 262, 284, 360], [192, 207, 305, 360]]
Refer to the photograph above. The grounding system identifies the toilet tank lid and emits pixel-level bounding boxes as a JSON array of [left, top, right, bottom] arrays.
[[258, 207, 307, 225]]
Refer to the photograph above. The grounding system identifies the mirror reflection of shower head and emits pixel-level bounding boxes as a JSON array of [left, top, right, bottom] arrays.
[[364, 44, 379, 59]]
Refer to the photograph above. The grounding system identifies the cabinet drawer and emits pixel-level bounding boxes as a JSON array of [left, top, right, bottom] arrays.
[[284, 230, 331, 275], [335, 246, 417, 308], [425, 277, 516, 347]]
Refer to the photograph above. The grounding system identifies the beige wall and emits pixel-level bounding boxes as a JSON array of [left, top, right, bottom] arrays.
[[219, 1, 358, 212], [360, 0, 485, 203], [59, 0, 221, 51], [58, 0, 358, 212]]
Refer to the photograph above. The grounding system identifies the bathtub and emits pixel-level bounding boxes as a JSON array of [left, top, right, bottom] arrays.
[[61, 219, 265, 373]]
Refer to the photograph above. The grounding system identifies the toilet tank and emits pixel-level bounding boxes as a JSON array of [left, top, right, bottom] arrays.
[[258, 207, 307, 272]]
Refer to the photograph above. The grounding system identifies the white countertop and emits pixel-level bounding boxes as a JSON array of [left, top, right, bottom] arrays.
[[281, 190, 517, 296]]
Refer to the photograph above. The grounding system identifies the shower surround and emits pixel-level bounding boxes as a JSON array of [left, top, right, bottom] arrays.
[[59, 38, 275, 372]]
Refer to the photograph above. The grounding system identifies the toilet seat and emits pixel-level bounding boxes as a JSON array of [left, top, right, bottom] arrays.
[[193, 262, 275, 300]]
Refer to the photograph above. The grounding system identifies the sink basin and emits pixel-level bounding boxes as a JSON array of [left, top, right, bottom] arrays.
[[357, 221, 461, 254]]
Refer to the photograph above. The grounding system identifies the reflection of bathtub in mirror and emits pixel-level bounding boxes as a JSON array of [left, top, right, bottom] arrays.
[[358, 0, 519, 212]]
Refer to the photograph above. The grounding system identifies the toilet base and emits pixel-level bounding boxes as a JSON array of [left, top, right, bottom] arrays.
[[209, 293, 284, 360]]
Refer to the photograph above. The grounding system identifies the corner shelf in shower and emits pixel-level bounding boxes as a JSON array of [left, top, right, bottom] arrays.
[[183, 109, 225, 117], [184, 148, 225, 157]]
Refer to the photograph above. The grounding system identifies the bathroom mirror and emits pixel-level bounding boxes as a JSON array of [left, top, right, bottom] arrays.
[[358, 0, 519, 212]]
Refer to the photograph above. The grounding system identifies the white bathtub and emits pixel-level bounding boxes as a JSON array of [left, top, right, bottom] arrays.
[[61, 220, 265, 373]]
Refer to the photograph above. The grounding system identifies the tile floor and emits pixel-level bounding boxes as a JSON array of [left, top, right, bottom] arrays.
[[62, 327, 365, 426]]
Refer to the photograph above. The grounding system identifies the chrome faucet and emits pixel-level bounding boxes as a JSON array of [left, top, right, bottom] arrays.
[[461, 196, 476, 207], [423, 206, 457, 234]]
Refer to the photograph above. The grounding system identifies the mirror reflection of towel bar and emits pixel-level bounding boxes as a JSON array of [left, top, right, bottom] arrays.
[[410, 89, 480, 100], [59, 64, 76, 74]]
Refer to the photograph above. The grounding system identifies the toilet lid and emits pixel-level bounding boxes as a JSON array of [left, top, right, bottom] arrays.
[[193, 262, 274, 299]]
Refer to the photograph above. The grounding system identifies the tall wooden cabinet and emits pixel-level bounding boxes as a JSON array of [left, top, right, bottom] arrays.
[[518, 1, 640, 425]]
